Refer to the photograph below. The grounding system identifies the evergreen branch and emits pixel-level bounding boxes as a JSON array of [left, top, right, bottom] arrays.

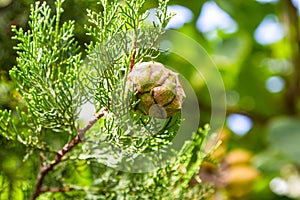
[[10, 1, 81, 133], [31, 108, 107, 200], [78, 107, 108, 137]]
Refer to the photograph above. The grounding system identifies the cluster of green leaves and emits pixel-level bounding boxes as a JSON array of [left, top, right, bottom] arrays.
[[0, 0, 212, 199]]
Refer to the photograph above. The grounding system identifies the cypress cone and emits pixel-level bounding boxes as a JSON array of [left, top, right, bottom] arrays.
[[126, 62, 185, 118]]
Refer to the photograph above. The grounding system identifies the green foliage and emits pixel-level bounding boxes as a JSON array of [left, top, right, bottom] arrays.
[[0, 0, 212, 199], [78, 0, 180, 165], [82, 0, 173, 111], [44, 127, 212, 200], [2, 0, 300, 199], [10, 0, 81, 135], [0, 0, 34, 75], [0, 108, 42, 149]]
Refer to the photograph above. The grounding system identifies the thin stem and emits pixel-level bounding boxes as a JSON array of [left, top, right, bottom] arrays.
[[129, 40, 137, 73], [31, 108, 107, 200], [39, 152, 44, 168], [40, 186, 75, 194]]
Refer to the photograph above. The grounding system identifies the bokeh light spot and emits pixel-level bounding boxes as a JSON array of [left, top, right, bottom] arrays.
[[146, 5, 193, 29], [159, 40, 173, 53], [291, 0, 300, 15], [226, 90, 240, 107], [270, 177, 288, 195], [227, 114, 253, 136], [256, 0, 278, 3], [0, 0, 12, 8], [166, 5, 193, 29], [196, 1, 237, 33], [78, 101, 96, 124], [266, 76, 285, 93], [254, 15, 285, 45]]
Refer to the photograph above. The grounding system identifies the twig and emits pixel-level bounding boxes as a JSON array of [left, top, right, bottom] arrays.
[[40, 186, 75, 194], [129, 40, 137, 73], [31, 108, 107, 200], [39, 152, 44, 168], [77, 107, 108, 138]]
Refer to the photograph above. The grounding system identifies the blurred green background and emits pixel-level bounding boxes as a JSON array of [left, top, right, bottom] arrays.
[[1, 0, 300, 199]]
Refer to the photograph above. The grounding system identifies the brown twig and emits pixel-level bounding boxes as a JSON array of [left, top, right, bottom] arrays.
[[129, 40, 137, 73], [40, 186, 75, 194], [31, 108, 107, 200]]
